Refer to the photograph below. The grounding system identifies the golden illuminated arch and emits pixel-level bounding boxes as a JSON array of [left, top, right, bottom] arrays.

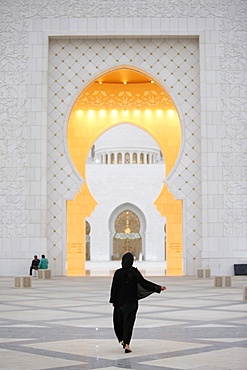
[[67, 67, 182, 276]]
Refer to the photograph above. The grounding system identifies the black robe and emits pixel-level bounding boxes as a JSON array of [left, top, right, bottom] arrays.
[[109, 267, 161, 345]]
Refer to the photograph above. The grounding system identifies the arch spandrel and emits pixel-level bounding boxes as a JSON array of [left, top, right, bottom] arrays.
[[67, 183, 98, 276], [68, 109, 181, 179], [154, 184, 183, 276]]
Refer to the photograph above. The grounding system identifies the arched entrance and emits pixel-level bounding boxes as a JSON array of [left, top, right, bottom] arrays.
[[112, 209, 142, 261], [109, 202, 147, 261], [67, 67, 183, 276]]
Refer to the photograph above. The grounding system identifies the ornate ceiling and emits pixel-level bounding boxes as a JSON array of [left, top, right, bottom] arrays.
[[75, 68, 175, 110]]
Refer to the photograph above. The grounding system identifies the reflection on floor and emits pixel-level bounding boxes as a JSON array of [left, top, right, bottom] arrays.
[[0, 274, 246, 370]]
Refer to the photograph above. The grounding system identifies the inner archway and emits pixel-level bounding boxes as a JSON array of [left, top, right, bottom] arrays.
[[113, 209, 142, 261], [67, 66, 183, 276]]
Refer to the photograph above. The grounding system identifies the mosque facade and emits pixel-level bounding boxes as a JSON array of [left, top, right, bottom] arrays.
[[0, 0, 246, 277]]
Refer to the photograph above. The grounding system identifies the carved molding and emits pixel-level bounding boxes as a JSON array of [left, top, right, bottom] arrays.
[[76, 89, 173, 110], [0, 1, 28, 237], [28, 0, 223, 18], [220, 1, 247, 236]]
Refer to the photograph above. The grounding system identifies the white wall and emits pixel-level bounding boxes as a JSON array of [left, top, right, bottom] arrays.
[[86, 163, 166, 261]]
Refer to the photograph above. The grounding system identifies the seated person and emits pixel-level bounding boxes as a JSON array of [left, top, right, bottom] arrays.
[[30, 255, 40, 276], [38, 254, 49, 269]]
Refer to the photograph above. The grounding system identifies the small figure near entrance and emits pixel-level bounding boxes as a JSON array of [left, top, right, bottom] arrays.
[[109, 251, 166, 353], [29, 255, 40, 276], [38, 254, 49, 269]]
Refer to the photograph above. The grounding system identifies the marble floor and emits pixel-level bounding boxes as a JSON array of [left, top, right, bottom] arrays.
[[0, 272, 247, 370]]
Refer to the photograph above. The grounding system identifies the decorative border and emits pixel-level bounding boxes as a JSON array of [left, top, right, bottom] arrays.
[[47, 37, 201, 274]]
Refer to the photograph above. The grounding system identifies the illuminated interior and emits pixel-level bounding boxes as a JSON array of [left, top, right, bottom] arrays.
[[67, 67, 182, 276]]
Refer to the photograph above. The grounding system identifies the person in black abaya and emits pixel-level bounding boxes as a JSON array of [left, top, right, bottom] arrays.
[[109, 251, 166, 353]]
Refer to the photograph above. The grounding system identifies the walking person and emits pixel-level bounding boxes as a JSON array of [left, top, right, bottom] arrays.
[[109, 251, 166, 353]]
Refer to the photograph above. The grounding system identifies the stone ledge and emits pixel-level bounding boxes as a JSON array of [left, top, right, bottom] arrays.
[[214, 276, 232, 288], [14, 276, 32, 288], [197, 269, 211, 278], [38, 269, 52, 279], [243, 286, 247, 302]]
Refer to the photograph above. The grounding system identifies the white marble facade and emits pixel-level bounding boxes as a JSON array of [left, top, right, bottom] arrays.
[[86, 124, 166, 262], [0, 0, 246, 276]]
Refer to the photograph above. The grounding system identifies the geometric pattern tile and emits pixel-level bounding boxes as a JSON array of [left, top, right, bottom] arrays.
[[1, 276, 247, 370]]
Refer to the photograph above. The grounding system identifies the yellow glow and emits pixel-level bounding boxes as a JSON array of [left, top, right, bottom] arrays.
[[155, 186, 182, 276], [151, 80, 154, 84], [67, 70, 183, 277], [168, 109, 175, 116], [76, 110, 83, 116], [111, 109, 118, 118], [67, 184, 97, 276]]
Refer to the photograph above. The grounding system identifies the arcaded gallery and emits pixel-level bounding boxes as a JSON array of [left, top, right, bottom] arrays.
[[0, 1, 246, 278]]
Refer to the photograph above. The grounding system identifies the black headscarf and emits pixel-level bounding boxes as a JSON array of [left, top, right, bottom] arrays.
[[121, 252, 134, 268], [121, 252, 135, 283]]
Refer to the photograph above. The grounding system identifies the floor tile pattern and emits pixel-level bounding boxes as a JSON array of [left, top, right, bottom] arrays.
[[0, 275, 246, 369]]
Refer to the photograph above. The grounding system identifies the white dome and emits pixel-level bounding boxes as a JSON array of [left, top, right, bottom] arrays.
[[94, 123, 160, 152]]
